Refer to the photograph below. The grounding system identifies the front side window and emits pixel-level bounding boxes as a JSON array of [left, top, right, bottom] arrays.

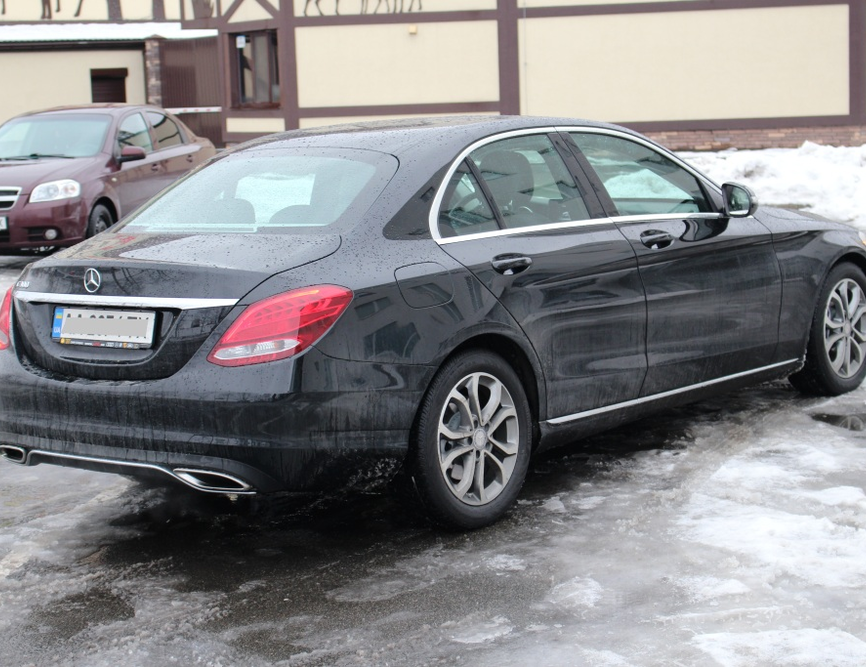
[[570, 132, 711, 216], [233, 31, 280, 107], [118, 113, 153, 152], [146, 111, 184, 149], [118, 147, 397, 234]]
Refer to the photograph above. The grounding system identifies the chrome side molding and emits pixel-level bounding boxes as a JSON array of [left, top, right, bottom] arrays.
[[547, 359, 800, 426]]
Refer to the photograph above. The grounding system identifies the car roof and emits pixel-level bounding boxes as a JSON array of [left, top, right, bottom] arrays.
[[10, 104, 165, 119], [230, 115, 642, 161]]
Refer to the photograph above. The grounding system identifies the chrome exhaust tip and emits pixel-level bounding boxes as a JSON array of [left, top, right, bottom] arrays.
[[0, 445, 27, 464], [172, 468, 254, 494]]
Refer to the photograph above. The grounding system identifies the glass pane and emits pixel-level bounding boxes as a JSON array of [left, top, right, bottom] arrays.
[[0, 114, 110, 158], [438, 162, 498, 237], [270, 32, 281, 100], [236, 31, 279, 105], [118, 113, 153, 152], [469, 134, 590, 229], [119, 148, 398, 235], [146, 111, 183, 149], [252, 34, 270, 103], [570, 133, 710, 216]]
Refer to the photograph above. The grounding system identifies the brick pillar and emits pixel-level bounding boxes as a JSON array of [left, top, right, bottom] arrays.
[[144, 38, 164, 106]]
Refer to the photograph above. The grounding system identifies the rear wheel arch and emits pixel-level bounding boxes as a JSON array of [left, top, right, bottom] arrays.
[[401, 334, 544, 528], [407, 344, 536, 529], [441, 334, 543, 440]]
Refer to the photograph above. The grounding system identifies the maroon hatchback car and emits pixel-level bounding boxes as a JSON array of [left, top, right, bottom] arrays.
[[0, 104, 216, 252]]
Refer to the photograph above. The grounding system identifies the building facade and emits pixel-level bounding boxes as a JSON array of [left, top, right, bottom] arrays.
[[2, 0, 865, 150], [0, 21, 217, 143]]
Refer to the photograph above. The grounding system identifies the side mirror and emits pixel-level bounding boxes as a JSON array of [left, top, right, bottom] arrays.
[[722, 182, 757, 218], [118, 145, 146, 163]]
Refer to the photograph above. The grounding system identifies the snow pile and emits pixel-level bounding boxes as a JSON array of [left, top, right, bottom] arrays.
[[682, 142, 866, 230], [694, 629, 866, 667]]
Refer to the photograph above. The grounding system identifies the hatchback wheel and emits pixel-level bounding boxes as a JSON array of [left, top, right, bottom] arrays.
[[87, 204, 114, 237], [411, 350, 532, 529], [790, 263, 866, 395]]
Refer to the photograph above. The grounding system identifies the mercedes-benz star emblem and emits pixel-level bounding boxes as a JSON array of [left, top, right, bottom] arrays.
[[83, 268, 101, 294]]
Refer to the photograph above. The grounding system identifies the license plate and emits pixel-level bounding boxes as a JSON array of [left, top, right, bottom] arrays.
[[0, 217, 7, 231], [52, 307, 156, 349]]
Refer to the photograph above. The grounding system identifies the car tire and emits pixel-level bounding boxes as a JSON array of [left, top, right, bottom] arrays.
[[790, 262, 866, 396], [410, 350, 532, 530], [86, 204, 114, 238]]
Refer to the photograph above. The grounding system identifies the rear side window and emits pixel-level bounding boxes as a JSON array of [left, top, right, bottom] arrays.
[[470, 135, 590, 228], [438, 133, 591, 237], [119, 147, 397, 234], [146, 111, 184, 149], [570, 132, 711, 216], [438, 162, 498, 237]]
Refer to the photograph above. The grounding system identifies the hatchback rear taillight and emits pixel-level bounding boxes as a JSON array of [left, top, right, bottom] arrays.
[[207, 285, 353, 367], [0, 287, 12, 351]]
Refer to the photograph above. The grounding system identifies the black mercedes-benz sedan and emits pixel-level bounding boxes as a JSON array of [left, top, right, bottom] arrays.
[[1, 116, 864, 529]]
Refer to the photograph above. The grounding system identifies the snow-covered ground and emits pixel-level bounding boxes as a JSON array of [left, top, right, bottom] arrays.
[[682, 142, 866, 231], [0, 382, 864, 667], [0, 142, 865, 667]]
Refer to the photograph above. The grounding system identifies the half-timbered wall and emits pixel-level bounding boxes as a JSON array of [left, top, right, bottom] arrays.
[[1, 0, 864, 149]]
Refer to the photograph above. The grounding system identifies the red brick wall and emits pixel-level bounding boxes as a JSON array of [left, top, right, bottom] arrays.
[[644, 125, 866, 152]]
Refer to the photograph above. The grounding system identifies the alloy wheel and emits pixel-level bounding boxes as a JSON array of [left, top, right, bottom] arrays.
[[824, 278, 866, 379], [437, 371, 520, 506]]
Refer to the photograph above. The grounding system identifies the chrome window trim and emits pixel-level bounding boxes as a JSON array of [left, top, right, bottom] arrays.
[[429, 125, 725, 245], [609, 211, 724, 225], [436, 211, 734, 245], [557, 126, 724, 197], [436, 216, 617, 245], [546, 359, 798, 426], [430, 126, 565, 243], [13, 292, 238, 310]]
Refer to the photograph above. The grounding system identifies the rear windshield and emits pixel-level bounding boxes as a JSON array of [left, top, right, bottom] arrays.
[[119, 147, 398, 234], [0, 113, 111, 159]]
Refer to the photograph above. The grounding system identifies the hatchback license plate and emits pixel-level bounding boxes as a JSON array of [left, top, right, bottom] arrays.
[[52, 307, 156, 349]]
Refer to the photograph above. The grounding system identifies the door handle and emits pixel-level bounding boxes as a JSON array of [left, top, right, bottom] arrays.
[[640, 229, 675, 250], [150, 163, 160, 172], [491, 254, 532, 275], [186, 154, 194, 163]]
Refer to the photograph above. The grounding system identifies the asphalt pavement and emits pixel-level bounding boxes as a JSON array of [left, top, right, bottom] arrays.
[[1, 252, 865, 667]]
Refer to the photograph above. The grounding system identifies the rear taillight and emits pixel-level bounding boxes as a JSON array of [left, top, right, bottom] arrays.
[[207, 285, 353, 367], [0, 287, 12, 351]]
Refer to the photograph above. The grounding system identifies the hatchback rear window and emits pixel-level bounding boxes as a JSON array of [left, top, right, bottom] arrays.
[[119, 147, 398, 234]]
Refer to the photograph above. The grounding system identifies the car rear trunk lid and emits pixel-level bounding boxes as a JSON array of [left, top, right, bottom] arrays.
[[11, 232, 341, 380]]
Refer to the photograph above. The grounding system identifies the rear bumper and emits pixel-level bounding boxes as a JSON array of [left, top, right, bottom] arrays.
[[0, 347, 431, 495], [0, 443, 263, 494], [0, 427, 410, 495]]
